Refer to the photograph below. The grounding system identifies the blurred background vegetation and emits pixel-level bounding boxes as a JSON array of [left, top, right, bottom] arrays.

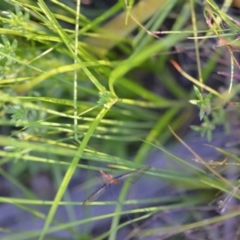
[[1, 0, 240, 239]]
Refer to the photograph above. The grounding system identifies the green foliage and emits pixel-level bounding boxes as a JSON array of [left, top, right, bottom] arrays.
[[1, 4, 29, 32], [190, 85, 230, 141], [190, 85, 212, 121], [0, 35, 18, 61], [4, 104, 28, 125], [0, 0, 239, 239]]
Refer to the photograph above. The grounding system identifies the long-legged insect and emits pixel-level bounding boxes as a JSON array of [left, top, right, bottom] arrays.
[[83, 166, 151, 205]]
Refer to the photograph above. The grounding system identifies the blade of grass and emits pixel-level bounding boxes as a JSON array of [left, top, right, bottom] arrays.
[[168, 126, 232, 187], [39, 94, 117, 240]]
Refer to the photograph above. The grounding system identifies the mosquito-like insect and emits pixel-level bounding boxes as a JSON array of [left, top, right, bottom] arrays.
[[82, 166, 151, 205]]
